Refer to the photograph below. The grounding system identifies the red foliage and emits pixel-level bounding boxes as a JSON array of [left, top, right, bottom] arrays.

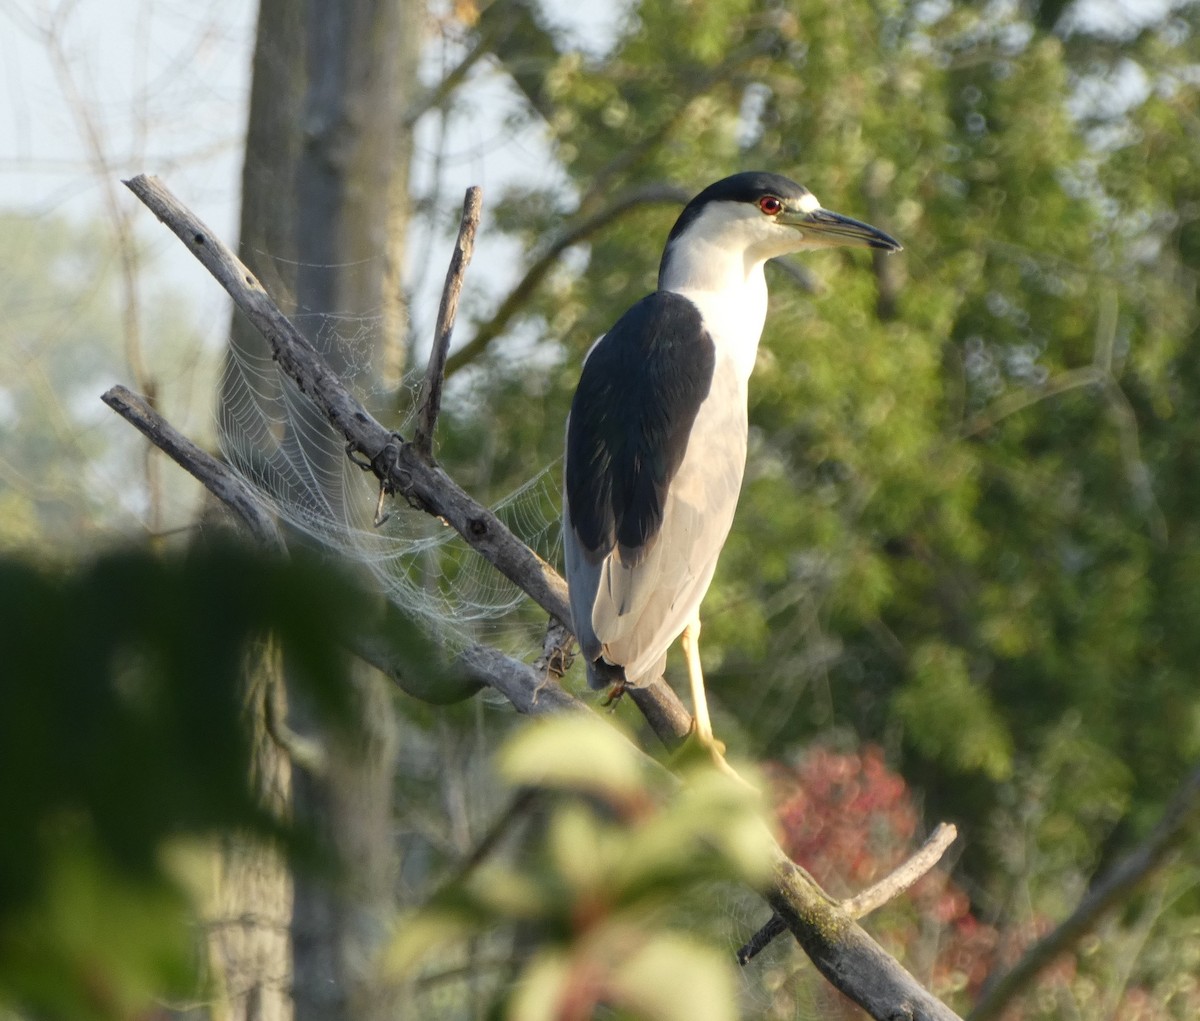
[[764, 746, 1190, 1019], [767, 746, 918, 893], [766, 746, 999, 1002]]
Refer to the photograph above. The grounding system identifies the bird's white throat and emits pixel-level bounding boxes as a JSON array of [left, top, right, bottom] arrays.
[[657, 199, 804, 382], [660, 256, 770, 383]]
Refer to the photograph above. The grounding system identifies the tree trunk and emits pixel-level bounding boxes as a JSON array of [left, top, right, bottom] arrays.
[[205, 643, 294, 1021], [214, 2, 424, 1020], [207, 0, 306, 1017]]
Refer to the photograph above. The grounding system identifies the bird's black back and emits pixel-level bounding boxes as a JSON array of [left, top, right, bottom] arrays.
[[566, 291, 716, 565]]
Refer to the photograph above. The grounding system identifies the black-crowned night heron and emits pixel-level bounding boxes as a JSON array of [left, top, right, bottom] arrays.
[[563, 171, 901, 748]]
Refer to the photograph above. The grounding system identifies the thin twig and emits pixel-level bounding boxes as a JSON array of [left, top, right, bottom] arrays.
[[414, 956, 517, 992], [263, 677, 329, 774], [404, 30, 495, 127], [414, 186, 482, 458], [736, 914, 787, 966], [968, 763, 1200, 1021], [101, 384, 285, 553], [959, 366, 1104, 438], [739, 822, 959, 965], [44, 19, 162, 531], [957, 316, 1166, 544], [445, 787, 540, 886], [843, 822, 959, 917]]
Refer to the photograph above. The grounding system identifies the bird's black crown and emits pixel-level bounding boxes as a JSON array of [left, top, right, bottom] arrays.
[[666, 171, 811, 245]]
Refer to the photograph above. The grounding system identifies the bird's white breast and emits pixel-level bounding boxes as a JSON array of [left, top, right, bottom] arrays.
[[670, 269, 769, 384]]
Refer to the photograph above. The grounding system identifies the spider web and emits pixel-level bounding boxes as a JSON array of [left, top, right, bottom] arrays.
[[217, 311, 564, 658]]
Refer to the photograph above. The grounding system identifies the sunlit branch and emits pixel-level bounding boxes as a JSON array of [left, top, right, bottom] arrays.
[[739, 822, 959, 966], [845, 822, 960, 917]]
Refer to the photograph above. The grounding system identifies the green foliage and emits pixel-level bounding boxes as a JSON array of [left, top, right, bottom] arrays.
[[383, 716, 771, 1020], [894, 641, 1014, 781], [1, 840, 196, 1021], [0, 541, 363, 1020]]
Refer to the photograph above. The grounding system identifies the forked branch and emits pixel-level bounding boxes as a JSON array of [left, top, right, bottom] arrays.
[[123, 174, 571, 631], [739, 821, 959, 965]]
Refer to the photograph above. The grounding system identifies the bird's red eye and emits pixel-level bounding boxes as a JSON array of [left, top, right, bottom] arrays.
[[758, 195, 783, 215]]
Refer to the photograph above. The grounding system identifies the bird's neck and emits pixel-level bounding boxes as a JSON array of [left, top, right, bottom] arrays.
[[658, 242, 769, 382]]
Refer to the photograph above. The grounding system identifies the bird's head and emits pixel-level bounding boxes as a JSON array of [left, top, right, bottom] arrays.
[[660, 171, 901, 289]]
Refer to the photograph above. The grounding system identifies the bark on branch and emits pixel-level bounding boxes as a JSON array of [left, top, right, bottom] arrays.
[[739, 821, 959, 965], [117, 174, 964, 1021], [101, 385, 285, 554]]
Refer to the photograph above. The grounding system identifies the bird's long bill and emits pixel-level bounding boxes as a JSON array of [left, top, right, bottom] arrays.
[[782, 208, 903, 253]]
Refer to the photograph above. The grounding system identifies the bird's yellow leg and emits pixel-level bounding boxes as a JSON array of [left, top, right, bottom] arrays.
[[679, 617, 761, 791], [681, 617, 721, 751]]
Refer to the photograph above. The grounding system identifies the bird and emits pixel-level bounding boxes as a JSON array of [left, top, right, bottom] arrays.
[[562, 171, 901, 749]]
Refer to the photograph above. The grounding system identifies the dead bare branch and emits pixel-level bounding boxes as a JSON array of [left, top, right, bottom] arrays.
[[414, 186, 482, 458], [739, 822, 959, 966], [844, 821, 960, 918], [123, 173, 571, 631], [768, 849, 962, 1021], [101, 384, 284, 553]]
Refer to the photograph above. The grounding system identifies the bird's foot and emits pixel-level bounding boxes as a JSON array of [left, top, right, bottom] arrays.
[[601, 680, 628, 709], [688, 721, 727, 758], [678, 723, 759, 794]]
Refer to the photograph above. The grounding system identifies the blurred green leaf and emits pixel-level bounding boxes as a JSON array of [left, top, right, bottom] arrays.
[[608, 932, 738, 1021], [0, 540, 414, 1019], [504, 951, 572, 1021], [379, 909, 478, 980], [0, 835, 195, 1021], [497, 713, 647, 802]]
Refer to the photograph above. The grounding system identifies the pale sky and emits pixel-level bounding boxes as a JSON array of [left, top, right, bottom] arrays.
[[0, 0, 621, 328], [0, 0, 255, 240]]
